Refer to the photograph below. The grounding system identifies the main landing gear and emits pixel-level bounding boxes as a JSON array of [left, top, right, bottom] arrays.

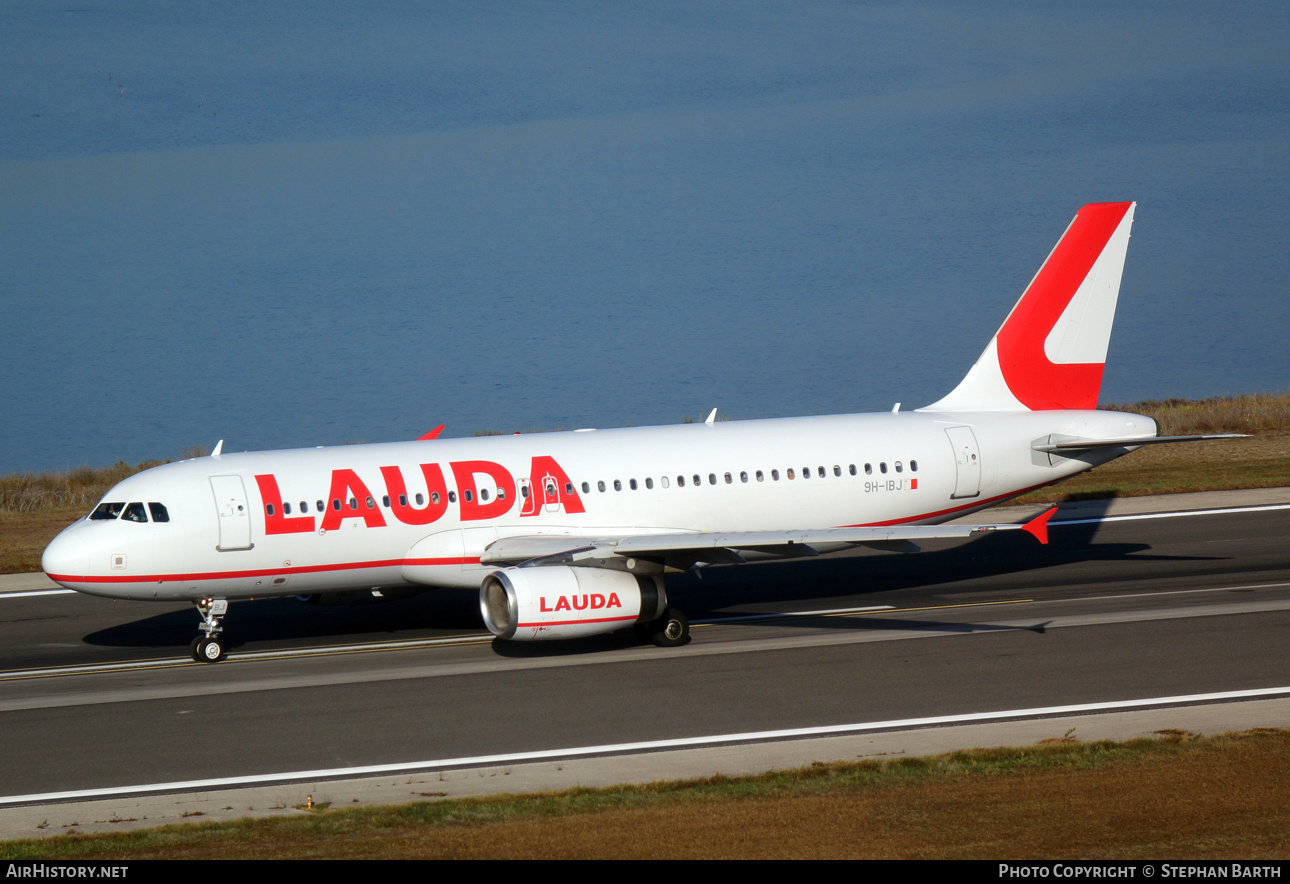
[[635, 608, 690, 648], [190, 598, 229, 663]]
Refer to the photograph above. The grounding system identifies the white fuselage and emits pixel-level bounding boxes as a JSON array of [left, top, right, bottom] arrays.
[[42, 407, 1155, 602]]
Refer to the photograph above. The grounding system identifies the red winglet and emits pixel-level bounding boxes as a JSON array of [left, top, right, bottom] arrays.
[[1021, 507, 1058, 545], [418, 425, 445, 441]]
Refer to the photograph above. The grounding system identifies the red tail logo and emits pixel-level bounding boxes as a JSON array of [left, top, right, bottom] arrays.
[[996, 202, 1133, 410]]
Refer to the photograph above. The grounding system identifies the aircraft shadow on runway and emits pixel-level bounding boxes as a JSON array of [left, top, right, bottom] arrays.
[[81, 588, 484, 651], [668, 520, 1216, 609], [81, 502, 1223, 655]]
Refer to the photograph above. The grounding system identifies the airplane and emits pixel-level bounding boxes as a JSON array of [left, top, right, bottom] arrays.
[[41, 201, 1238, 662]]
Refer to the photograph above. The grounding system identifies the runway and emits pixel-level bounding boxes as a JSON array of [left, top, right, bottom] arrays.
[[1, 489, 1288, 838]]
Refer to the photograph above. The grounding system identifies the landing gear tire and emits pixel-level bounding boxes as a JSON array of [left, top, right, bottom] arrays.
[[191, 636, 226, 663], [649, 608, 690, 648], [191, 598, 230, 663]]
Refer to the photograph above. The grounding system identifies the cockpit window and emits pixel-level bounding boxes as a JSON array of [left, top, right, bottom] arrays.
[[148, 502, 170, 523], [121, 502, 148, 523], [90, 502, 125, 520]]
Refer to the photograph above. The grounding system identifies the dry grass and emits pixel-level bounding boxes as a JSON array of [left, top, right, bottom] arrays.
[[4, 729, 1288, 859], [0, 509, 86, 574], [1106, 391, 1290, 435], [0, 462, 145, 515]]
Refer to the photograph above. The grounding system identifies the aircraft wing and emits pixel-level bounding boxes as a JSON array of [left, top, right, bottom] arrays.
[[479, 508, 1056, 568]]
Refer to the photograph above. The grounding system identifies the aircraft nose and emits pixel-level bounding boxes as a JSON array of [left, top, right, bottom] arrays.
[[42, 531, 89, 583]]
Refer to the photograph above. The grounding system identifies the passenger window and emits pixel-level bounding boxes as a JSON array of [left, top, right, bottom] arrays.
[[299, 501, 308, 513], [802, 468, 810, 480], [316, 500, 324, 512], [756, 470, 764, 482], [598, 481, 606, 492], [880, 463, 888, 474], [911, 460, 919, 472], [772, 469, 779, 481], [283, 502, 292, 515], [677, 476, 685, 487], [787, 469, 795, 480], [497, 488, 506, 500], [399, 494, 408, 507], [582, 482, 590, 493], [865, 464, 872, 475], [833, 465, 841, 477], [565, 483, 574, 495], [366, 496, 375, 509], [895, 461, 903, 473], [849, 465, 856, 476], [708, 473, 716, 485], [148, 502, 169, 523], [464, 490, 473, 502], [724, 473, 732, 484], [645, 477, 654, 489], [265, 504, 275, 517], [449, 491, 457, 503], [349, 497, 358, 510], [818, 466, 825, 478], [693, 474, 701, 487], [122, 502, 148, 523], [740, 471, 748, 483], [332, 499, 341, 511], [382, 495, 390, 507], [90, 502, 125, 520], [480, 488, 490, 502], [630, 479, 638, 490], [661, 477, 669, 488], [614, 480, 622, 491]]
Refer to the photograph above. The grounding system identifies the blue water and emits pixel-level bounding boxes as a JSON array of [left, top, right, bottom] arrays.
[[3, 2, 1288, 473]]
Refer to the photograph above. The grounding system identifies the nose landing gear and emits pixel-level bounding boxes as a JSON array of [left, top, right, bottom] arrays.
[[190, 598, 229, 662]]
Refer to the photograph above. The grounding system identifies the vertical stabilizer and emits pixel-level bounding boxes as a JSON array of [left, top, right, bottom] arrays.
[[920, 202, 1135, 412]]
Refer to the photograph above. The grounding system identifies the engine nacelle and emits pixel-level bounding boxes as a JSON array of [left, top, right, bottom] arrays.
[[480, 566, 666, 641]]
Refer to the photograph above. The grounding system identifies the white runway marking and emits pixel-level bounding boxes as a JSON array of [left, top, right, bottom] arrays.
[[1051, 502, 1290, 525], [0, 589, 76, 599], [4, 685, 1289, 807], [709, 605, 894, 623]]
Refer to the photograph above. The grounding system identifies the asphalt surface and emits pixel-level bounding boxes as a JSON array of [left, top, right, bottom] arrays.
[[1, 488, 1288, 840]]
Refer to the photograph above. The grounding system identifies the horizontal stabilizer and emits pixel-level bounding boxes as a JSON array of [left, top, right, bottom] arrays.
[[1033, 433, 1247, 453]]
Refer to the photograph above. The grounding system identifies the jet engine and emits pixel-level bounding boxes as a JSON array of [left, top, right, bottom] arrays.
[[480, 566, 667, 641]]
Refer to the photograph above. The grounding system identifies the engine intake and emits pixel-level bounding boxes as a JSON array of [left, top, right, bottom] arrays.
[[480, 566, 665, 641]]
